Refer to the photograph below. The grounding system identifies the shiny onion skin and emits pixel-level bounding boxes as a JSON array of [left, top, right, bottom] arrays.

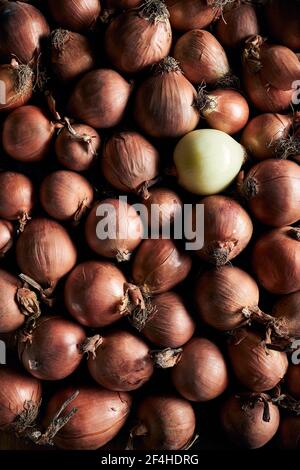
[[64, 261, 127, 327], [102, 131, 159, 198], [228, 330, 288, 392], [40, 171, 94, 222], [221, 395, 280, 449], [280, 416, 300, 449], [18, 316, 86, 381], [134, 57, 199, 139], [0, 172, 34, 225], [195, 266, 259, 331], [0, 270, 26, 333], [194, 196, 253, 265], [272, 291, 300, 338], [132, 239, 192, 294], [43, 385, 132, 450], [47, 0, 101, 32], [173, 30, 230, 85], [0, 61, 33, 112], [3, 106, 55, 163], [87, 330, 154, 391], [286, 365, 300, 400], [241, 159, 300, 227], [265, 0, 300, 51], [85, 199, 143, 261], [105, 1, 172, 74], [68, 69, 131, 129], [16, 218, 77, 291], [0, 1, 50, 63], [144, 188, 182, 229], [0, 220, 13, 257], [171, 338, 228, 402], [215, 4, 259, 49], [252, 227, 300, 295], [165, 0, 219, 32]]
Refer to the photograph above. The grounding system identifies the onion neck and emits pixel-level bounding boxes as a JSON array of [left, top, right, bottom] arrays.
[[239, 392, 272, 423], [119, 283, 146, 316], [16, 287, 41, 335], [195, 85, 217, 114], [51, 28, 70, 51], [138, 0, 170, 24], [151, 347, 183, 368], [205, 239, 238, 266], [153, 56, 182, 76], [81, 335, 103, 358], [13, 400, 41, 436], [243, 34, 264, 73]]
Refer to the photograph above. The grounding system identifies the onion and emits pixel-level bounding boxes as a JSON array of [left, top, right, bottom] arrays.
[[129, 394, 196, 450], [240, 159, 300, 227], [221, 395, 280, 449], [228, 330, 288, 392], [55, 122, 100, 172], [280, 416, 300, 449], [0, 220, 13, 257], [105, 1, 172, 74], [102, 131, 159, 198], [40, 170, 94, 222], [106, 0, 142, 7], [18, 316, 86, 381], [252, 227, 300, 295], [87, 330, 153, 391], [194, 196, 253, 265], [3, 106, 55, 163], [47, 0, 101, 32], [286, 365, 300, 399], [165, 0, 220, 32], [215, 3, 259, 49], [0, 60, 33, 112], [134, 57, 199, 138], [171, 337, 228, 402], [16, 218, 77, 292], [0, 1, 49, 63], [132, 239, 192, 295], [265, 0, 300, 51], [273, 291, 300, 338], [64, 260, 127, 327], [0, 172, 34, 229], [50, 29, 95, 82], [85, 198, 143, 261], [68, 69, 131, 129], [173, 30, 231, 86], [43, 385, 132, 450], [144, 188, 182, 230], [174, 129, 246, 196]]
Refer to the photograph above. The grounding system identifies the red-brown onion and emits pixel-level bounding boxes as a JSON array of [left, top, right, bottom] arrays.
[[215, 3, 259, 48], [0, 220, 13, 257], [105, 0, 142, 7], [47, 0, 101, 32], [144, 188, 182, 229], [0, 60, 33, 112], [272, 291, 300, 337], [165, 0, 220, 32], [265, 0, 300, 51], [0, 172, 34, 228]]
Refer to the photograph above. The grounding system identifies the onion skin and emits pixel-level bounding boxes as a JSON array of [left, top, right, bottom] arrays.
[[3, 106, 55, 163], [0, 220, 13, 257], [0, 172, 34, 223], [252, 227, 300, 295], [0, 61, 33, 112], [165, 0, 219, 32], [47, 0, 101, 32], [280, 416, 300, 449], [43, 385, 132, 450], [0, 270, 26, 333], [64, 261, 127, 327], [69, 69, 131, 129], [259, 43, 300, 91], [171, 338, 228, 402], [228, 330, 288, 392], [106, 0, 142, 7], [286, 365, 300, 400], [144, 188, 182, 229], [265, 0, 300, 51], [132, 239, 192, 294], [221, 395, 280, 449], [273, 291, 300, 338], [215, 4, 259, 49]]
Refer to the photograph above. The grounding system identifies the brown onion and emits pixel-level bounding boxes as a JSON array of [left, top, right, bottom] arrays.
[[273, 291, 300, 338], [228, 330, 288, 392], [47, 0, 101, 32], [43, 385, 132, 450], [102, 131, 159, 198], [171, 337, 228, 402], [68, 69, 131, 129], [265, 0, 300, 51], [221, 395, 280, 449], [106, 0, 142, 7], [165, 0, 220, 32], [285, 365, 300, 400], [215, 3, 259, 48], [144, 188, 182, 230], [0, 60, 33, 112], [64, 260, 127, 327], [132, 239, 192, 294], [50, 29, 95, 82], [0, 172, 34, 228], [40, 170, 94, 222], [134, 57, 199, 138], [3, 106, 55, 163], [240, 159, 300, 227], [0, 220, 13, 257], [16, 218, 77, 292], [105, 1, 172, 74], [280, 416, 300, 449], [85, 198, 143, 261]]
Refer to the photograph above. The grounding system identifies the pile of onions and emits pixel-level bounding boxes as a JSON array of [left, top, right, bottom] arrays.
[[252, 227, 300, 295], [174, 129, 246, 195], [16, 218, 77, 292], [0, 220, 13, 257], [240, 159, 300, 227], [132, 239, 192, 295], [64, 260, 127, 327], [3, 106, 56, 163], [102, 131, 160, 198], [68, 69, 131, 129], [55, 122, 100, 172], [228, 330, 288, 392], [47, 0, 101, 32], [50, 29, 95, 82], [286, 365, 300, 400], [85, 198, 143, 261], [0, 60, 33, 112], [43, 385, 132, 450], [221, 395, 280, 449], [0, 172, 34, 228], [105, 1, 172, 74], [18, 316, 86, 381], [173, 30, 231, 86], [144, 188, 182, 230], [280, 416, 300, 449], [265, 0, 300, 51], [165, 0, 219, 32], [134, 57, 199, 138], [215, 3, 259, 49], [0, 1, 49, 63], [129, 394, 196, 450], [194, 195, 253, 265], [272, 291, 300, 338], [87, 329, 154, 391], [40, 170, 94, 222], [171, 338, 228, 402]]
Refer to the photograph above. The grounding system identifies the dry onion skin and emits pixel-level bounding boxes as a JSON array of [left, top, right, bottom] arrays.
[[0, 60, 33, 112], [215, 3, 259, 49], [165, 0, 220, 32], [0, 172, 34, 228], [47, 0, 101, 32], [272, 291, 300, 338]]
